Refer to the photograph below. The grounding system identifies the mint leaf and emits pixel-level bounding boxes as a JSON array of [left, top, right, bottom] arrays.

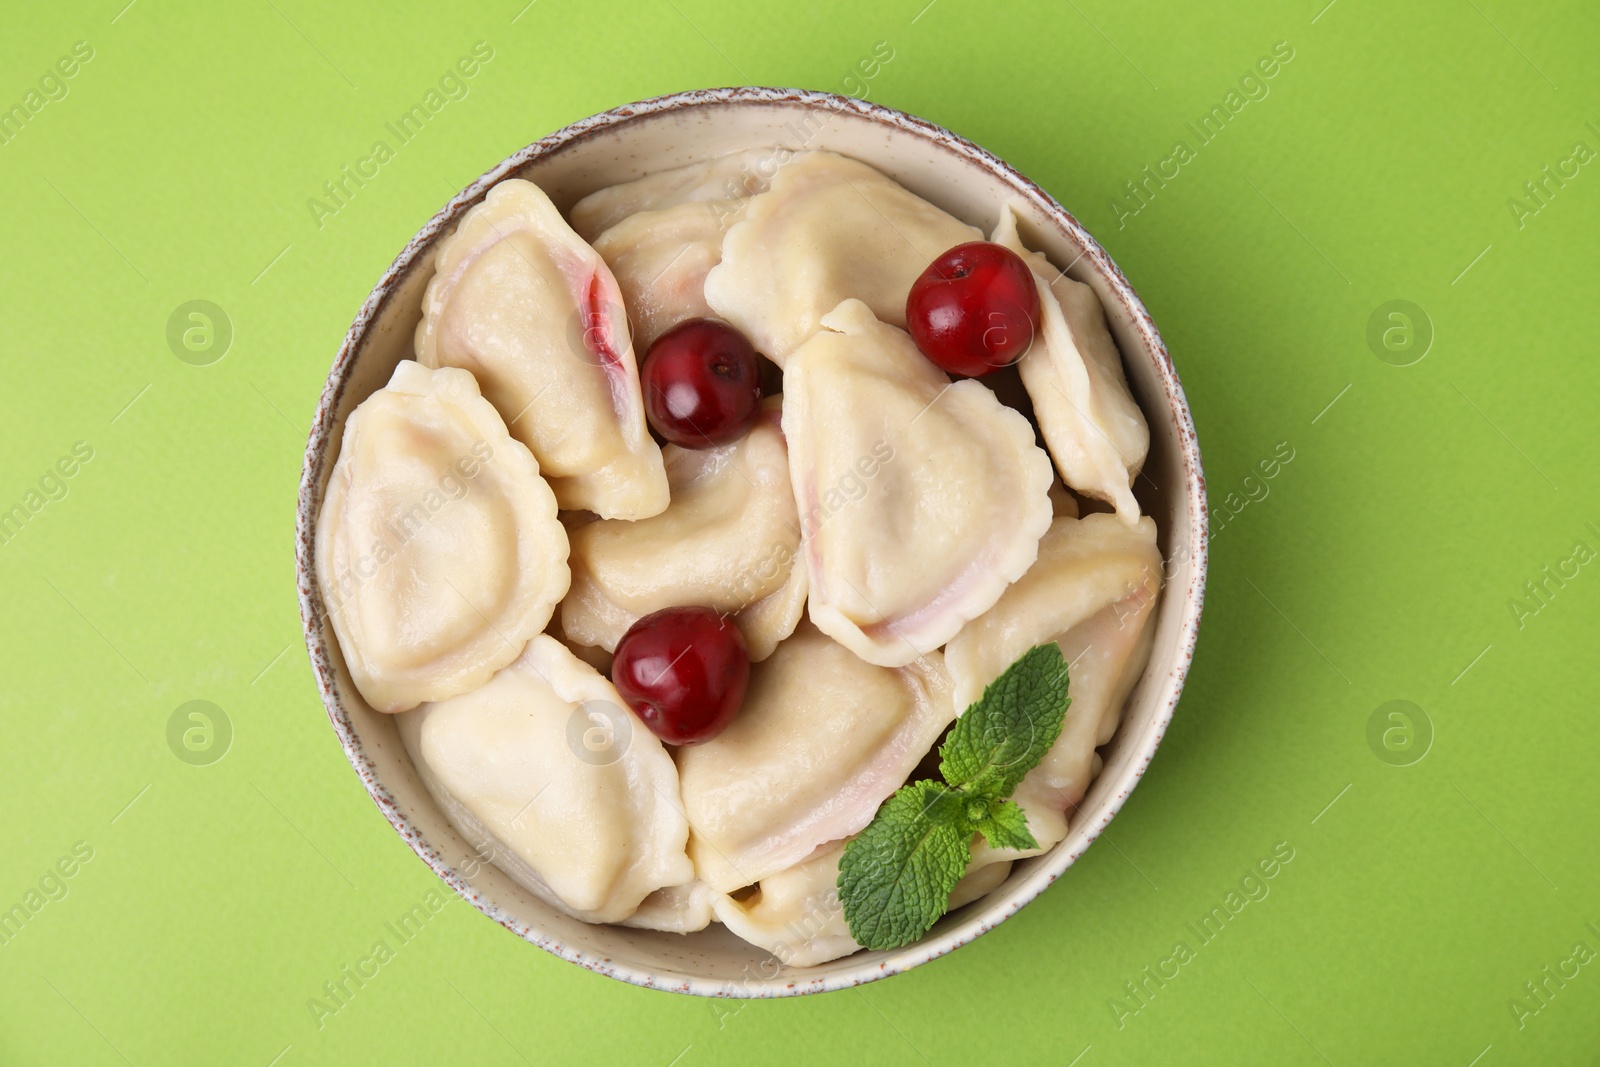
[[839, 644, 1071, 952], [971, 798, 1039, 852], [838, 780, 973, 951], [939, 643, 1070, 797]]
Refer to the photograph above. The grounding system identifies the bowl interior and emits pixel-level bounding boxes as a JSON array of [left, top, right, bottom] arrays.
[[295, 88, 1206, 997]]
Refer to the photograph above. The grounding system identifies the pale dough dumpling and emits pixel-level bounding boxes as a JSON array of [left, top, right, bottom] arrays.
[[677, 621, 957, 894], [569, 147, 779, 241], [709, 843, 860, 967], [948, 513, 1161, 867], [704, 151, 981, 366], [710, 843, 1015, 967], [401, 636, 693, 924], [415, 178, 668, 520], [561, 402, 804, 661], [622, 881, 713, 934], [592, 199, 747, 353], [315, 360, 569, 713], [578, 149, 782, 353], [949, 858, 1014, 910], [782, 299, 1054, 667], [991, 204, 1149, 521]]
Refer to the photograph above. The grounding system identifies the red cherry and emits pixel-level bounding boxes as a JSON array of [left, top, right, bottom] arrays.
[[641, 319, 763, 448], [612, 606, 750, 745], [905, 242, 1041, 377]]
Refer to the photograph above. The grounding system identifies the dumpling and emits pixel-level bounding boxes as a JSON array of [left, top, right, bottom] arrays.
[[948, 858, 1013, 910], [591, 199, 747, 353], [676, 621, 957, 893], [704, 151, 981, 366], [415, 178, 668, 520], [726, 552, 808, 664], [946, 513, 1161, 714], [568, 148, 779, 241], [710, 843, 860, 967], [782, 299, 1054, 667], [577, 149, 787, 353], [560, 402, 804, 661], [991, 204, 1149, 521], [948, 513, 1161, 865], [315, 360, 569, 713], [711, 843, 1016, 967], [400, 635, 692, 924], [622, 881, 713, 934], [545, 607, 614, 675]]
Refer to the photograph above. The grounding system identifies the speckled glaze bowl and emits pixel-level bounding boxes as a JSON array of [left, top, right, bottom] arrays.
[[295, 87, 1207, 997]]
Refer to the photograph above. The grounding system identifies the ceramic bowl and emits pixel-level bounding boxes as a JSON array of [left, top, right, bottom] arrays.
[[295, 86, 1207, 997]]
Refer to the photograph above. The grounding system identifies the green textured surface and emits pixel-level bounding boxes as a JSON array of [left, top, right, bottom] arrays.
[[2, 1, 1597, 1063]]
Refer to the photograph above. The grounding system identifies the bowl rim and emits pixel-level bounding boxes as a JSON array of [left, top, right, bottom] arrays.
[[295, 85, 1208, 998]]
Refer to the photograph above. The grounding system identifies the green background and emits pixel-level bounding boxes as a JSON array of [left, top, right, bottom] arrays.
[[2, 0, 1596, 1062]]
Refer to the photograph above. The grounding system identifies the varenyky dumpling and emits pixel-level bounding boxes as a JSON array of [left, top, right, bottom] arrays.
[[415, 178, 668, 520], [782, 299, 1054, 667], [315, 360, 569, 713], [401, 635, 692, 924], [568, 148, 778, 241], [710, 842, 1017, 968], [622, 881, 713, 934], [991, 204, 1149, 521], [727, 551, 808, 664], [577, 150, 782, 353], [949, 858, 1014, 910], [948, 513, 1161, 867], [709, 842, 859, 967], [676, 621, 957, 893], [705, 151, 982, 366], [561, 401, 804, 661], [591, 200, 748, 354]]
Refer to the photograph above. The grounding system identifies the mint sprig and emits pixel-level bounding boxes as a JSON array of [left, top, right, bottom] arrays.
[[838, 645, 1071, 951]]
